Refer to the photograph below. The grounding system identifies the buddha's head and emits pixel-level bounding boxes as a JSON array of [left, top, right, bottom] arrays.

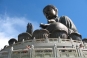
[[43, 5, 58, 19]]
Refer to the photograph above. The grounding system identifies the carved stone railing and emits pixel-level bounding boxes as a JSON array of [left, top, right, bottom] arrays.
[[1, 44, 87, 58]]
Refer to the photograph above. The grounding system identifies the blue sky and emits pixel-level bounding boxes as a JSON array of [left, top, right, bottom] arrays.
[[0, 0, 87, 49]]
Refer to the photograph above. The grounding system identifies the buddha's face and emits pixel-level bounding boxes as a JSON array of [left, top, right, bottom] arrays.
[[44, 8, 57, 19]]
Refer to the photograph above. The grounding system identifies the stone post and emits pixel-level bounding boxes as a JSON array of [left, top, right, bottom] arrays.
[[8, 46, 13, 58]]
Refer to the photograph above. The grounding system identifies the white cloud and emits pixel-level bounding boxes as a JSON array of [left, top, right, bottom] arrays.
[[0, 14, 39, 50], [0, 33, 9, 50]]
